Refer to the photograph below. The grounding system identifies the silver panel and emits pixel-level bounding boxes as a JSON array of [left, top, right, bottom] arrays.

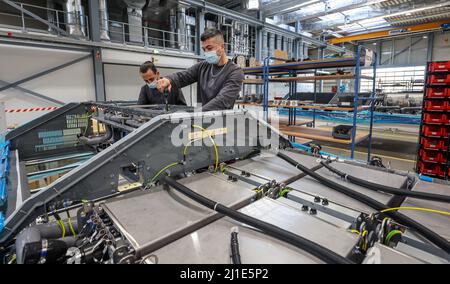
[[363, 243, 425, 264], [238, 198, 359, 257], [282, 190, 360, 228], [231, 151, 320, 183], [401, 181, 450, 241], [150, 197, 359, 263], [395, 242, 449, 264], [288, 161, 407, 213], [103, 173, 255, 253], [150, 218, 322, 264]]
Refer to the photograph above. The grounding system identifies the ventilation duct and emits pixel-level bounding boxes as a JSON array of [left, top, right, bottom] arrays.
[[242, 0, 260, 10], [46, 0, 56, 33], [63, 0, 86, 37], [122, 0, 146, 43], [99, 0, 110, 41], [169, 8, 177, 48], [177, 6, 187, 50]]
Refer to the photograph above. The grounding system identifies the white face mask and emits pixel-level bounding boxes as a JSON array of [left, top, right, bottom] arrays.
[[146, 80, 157, 89]]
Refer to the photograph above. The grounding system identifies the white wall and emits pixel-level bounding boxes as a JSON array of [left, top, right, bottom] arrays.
[[433, 32, 450, 61], [0, 43, 95, 126], [102, 48, 198, 105]]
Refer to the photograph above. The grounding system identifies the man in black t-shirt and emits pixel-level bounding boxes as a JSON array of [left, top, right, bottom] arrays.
[[138, 61, 186, 106]]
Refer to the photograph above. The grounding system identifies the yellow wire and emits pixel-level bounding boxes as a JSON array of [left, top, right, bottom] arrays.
[[380, 207, 450, 217], [8, 254, 16, 265], [68, 217, 77, 237], [350, 230, 361, 235], [192, 125, 219, 172], [58, 220, 66, 239], [148, 162, 181, 185], [183, 137, 204, 156]]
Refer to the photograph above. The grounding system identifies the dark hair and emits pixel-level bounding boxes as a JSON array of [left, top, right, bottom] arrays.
[[200, 28, 224, 42], [140, 61, 157, 74]]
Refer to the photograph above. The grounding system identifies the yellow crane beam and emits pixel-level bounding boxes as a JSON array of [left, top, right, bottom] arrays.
[[329, 21, 450, 44]]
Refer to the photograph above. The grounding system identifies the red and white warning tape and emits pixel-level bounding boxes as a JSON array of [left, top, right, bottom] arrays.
[[5, 107, 59, 113]]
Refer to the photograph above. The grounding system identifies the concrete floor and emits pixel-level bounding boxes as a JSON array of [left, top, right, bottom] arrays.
[[318, 137, 418, 172], [297, 122, 419, 172]]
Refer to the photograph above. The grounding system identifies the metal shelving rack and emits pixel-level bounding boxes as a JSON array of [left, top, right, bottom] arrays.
[[242, 45, 378, 161]]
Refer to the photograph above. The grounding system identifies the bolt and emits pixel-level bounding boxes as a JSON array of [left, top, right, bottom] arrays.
[[309, 208, 317, 215], [322, 199, 329, 206], [314, 196, 321, 203], [301, 205, 309, 211]]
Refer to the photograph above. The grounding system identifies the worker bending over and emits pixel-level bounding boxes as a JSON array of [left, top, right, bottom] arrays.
[[138, 61, 186, 106], [157, 28, 244, 111]]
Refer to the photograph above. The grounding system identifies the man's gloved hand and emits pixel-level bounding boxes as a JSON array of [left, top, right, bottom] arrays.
[[157, 78, 172, 93]]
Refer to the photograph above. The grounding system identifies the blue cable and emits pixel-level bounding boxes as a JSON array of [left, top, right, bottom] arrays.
[[0, 212, 4, 233]]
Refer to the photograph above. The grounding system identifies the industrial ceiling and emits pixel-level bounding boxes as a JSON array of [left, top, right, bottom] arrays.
[[206, 0, 450, 37]]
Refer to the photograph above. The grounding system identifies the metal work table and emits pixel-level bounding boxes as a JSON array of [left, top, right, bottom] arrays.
[[150, 197, 360, 264], [401, 181, 450, 241]]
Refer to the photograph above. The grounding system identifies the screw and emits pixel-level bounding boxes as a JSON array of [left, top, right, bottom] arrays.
[[301, 205, 309, 211], [309, 208, 317, 215], [314, 196, 321, 203]]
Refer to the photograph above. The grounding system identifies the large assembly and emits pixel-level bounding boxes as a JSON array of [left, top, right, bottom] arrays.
[[0, 102, 449, 264]]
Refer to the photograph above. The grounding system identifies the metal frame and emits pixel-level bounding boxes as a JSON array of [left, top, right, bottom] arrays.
[[0, 54, 91, 93], [0, 79, 64, 106], [246, 46, 378, 161], [0, 105, 290, 244], [1, 0, 70, 37]]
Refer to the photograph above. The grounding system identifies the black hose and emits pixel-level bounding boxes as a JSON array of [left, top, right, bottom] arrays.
[[230, 229, 241, 264], [320, 161, 450, 203], [162, 175, 353, 264], [277, 152, 450, 254]]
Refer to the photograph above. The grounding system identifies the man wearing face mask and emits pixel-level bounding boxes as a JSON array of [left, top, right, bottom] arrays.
[[138, 61, 186, 106], [156, 28, 244, 111]]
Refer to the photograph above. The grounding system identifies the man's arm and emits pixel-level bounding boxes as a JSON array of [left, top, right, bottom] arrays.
[[176, 88, 187, 106], [202, 68, 244, 111], [165, 62, 202, 89], [137, 86, 149, 105]]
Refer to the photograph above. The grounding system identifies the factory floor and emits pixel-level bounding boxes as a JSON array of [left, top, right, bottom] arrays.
[[303, 120, 420, 172], [318, 137, 418, 172]]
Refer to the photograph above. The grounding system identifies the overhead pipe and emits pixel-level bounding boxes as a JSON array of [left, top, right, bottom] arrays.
[[46, 0, 56, 33], [122, 0, 147, 43], [177, 6, 187, 50], [99, 0, 110, 41], [63, 0, 86, 37]]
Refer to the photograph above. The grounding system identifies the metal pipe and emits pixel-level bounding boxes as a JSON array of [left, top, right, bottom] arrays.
[[99, 0, 110, 41], [177, 6, 187, 50], [63, 0, 86, 37]]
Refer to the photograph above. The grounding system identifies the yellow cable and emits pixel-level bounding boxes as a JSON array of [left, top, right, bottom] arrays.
[[8, 254, 16, 265], [68, 217, 77, 237], [350, 230, 361, 235], [380, 207, 450, 217], [183, 137, 204, 156], [58, 220, 66, 239], [192, 125, 219, 172], [148, 162, 181, 185]]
